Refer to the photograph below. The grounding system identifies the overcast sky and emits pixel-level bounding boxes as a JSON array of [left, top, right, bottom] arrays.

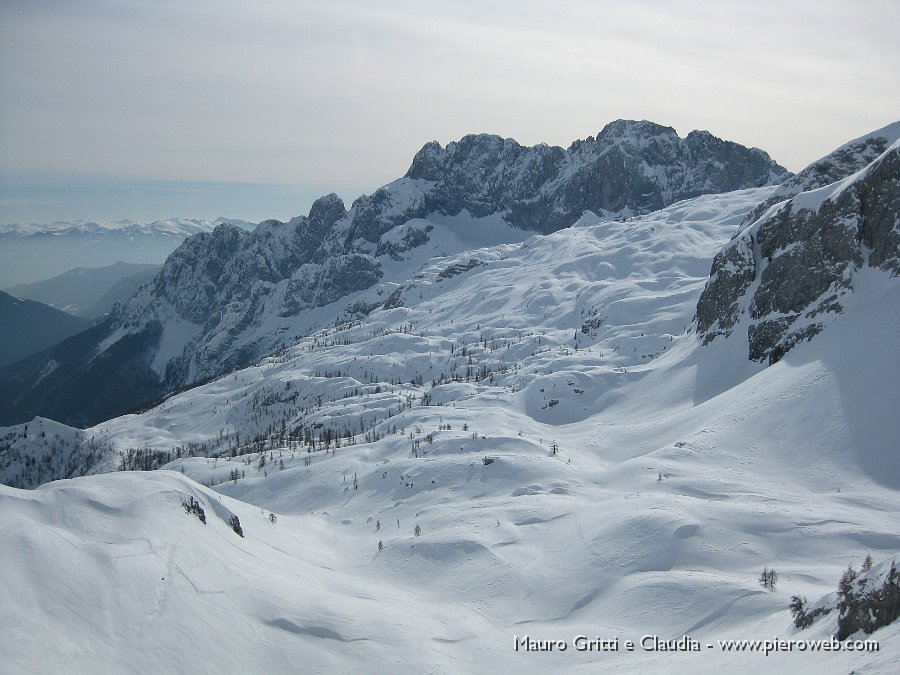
[[1, 0, 898, 223]]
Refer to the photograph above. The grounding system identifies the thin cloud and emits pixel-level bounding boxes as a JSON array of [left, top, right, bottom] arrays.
[[1, 0, 897, 201]]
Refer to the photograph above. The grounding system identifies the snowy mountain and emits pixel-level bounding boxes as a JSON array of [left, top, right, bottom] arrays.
[[0, 121, 788, 428], [0, 217, 256, 288], [696, 124, 900, 364], [1, 122, 899, 673], [405, 119, 788, 233], [1, 184, 771, 485], [0, 216, 257, 238], [740, 121, 900, 228]]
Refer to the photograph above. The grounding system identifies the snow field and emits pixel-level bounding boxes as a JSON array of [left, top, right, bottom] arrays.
[[2, 185, 899, 672]]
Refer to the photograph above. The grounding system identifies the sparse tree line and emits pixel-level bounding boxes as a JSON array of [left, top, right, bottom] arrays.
[[7, 290, 602, 492], [0, 426, 112, 489], [113, 311, 597, 478]]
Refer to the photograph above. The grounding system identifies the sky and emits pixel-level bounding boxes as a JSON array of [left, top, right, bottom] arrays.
[[1, 0, 898, 224]]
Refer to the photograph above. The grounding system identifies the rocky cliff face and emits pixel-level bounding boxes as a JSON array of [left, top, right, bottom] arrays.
[[0, 120, 789, 427], [112, 195, 385, 387], [696, 123, 900, 364], [402, 119, 788, 234], [741, 123, 900, 227]]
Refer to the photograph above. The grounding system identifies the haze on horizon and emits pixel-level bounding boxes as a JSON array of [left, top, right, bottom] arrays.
[[1, 0, 897, 224]]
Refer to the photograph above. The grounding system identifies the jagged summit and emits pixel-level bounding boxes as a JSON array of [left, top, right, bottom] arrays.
[[596, 118, 676, 138], [0, 120, 789, 427], [403, 120, 788, 232], [307, 193, 348, 234]]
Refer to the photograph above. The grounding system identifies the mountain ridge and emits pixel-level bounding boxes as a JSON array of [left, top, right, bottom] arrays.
[[0, 120, 789, 427], [696, 128, 900, 364], [0, 216, 256, 237], [5, 261, 162, 317]]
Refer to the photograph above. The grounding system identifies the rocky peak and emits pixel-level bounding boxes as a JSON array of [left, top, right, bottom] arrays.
[[696, 128, 900, 364], [406, 134, 532, 183], [405, 141, 444, 180], [143, 222, 248, 323], [596, 119, 677, 142], [398, 120, 788, 235], [307, 193, 347, 236]]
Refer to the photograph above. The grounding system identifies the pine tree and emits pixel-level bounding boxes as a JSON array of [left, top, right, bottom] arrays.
[[789, 596, 809, 627], [759, 566, 777, 589], [839, 565, 858, 598]]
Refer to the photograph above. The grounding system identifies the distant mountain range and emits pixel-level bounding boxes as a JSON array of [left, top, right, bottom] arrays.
[[1, 120, 899, 673], [0, 217, 256, 237], [0, 217, 255, 288], [5, 261, 162, 318], [0, 120, 789, 427]]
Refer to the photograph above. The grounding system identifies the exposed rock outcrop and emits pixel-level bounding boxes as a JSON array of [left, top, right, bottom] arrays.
[[402, 120, 787, 234], [0, 120, 789, 426], [697, 123, 900, 364]]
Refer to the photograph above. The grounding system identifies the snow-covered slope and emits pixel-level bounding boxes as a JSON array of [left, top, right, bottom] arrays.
[[0, 416, 116, 487], [697, 132, 900, 364], [1, 124, 898, 672], [0, 121, 788, 428], [2, 260, 898, 673], [0, 184, 773, 482]]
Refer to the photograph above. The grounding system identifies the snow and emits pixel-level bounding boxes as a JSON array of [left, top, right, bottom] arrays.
[[829, 120, 900, 158], [0, 217, 255, 238], [0, 217, 254, 288], [791, 137, 900, 213], [2, 183, 899, 672], [149, 315, 202, 378]]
